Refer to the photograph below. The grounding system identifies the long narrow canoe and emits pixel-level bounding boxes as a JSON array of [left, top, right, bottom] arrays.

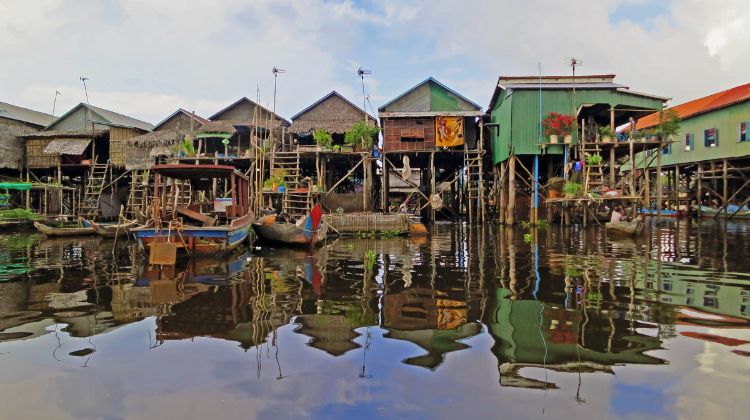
[[33, 221, 95, 237], [691, 205, 750, 220], [90, 220, 140, 238], [605, 220, 644, 236]]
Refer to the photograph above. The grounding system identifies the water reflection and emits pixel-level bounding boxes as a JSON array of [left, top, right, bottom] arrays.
[[0, 221, 749, 417]]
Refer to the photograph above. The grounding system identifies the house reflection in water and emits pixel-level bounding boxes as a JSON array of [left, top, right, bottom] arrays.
[[487, 287, 666, 390], [382, 287, 482, 370]]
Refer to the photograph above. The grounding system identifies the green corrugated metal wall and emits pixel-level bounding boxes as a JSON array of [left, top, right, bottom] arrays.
[[631, 101, 750, 169], [490, 88, 664, 164]]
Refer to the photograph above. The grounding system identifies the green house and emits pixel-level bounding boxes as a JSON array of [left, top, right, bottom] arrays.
[[631, 83, 750, 169], [486, 74, 667, 164]]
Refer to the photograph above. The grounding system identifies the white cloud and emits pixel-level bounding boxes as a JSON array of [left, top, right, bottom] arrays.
[[0, 0, 748, 123]]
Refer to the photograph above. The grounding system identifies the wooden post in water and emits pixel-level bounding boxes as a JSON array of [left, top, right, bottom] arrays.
[[506, 154, 515, 225], [498, 162, 506, 224], [644, 168, 650, 208], [697, 163, 703, 218], [430, 151, 436, 222], [381, 153, 389, 213], [722, 159, 728, 217], [675, 164, 680, 209], [656, 140, 663, 218]]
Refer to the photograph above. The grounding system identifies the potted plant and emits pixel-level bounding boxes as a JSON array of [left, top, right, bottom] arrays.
[[313, 128, 332, 150], [562, 181, 583, 198], [345, 121, 379, 152], [542, 112, 573, 144], [586, 153, 603, 166], [599, 126, 614, 143]]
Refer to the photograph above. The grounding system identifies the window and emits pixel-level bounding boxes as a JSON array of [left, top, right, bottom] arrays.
[[740, 122, 748, 142], [704, 128, 718, 147], [662, 143, 671, 155], [685, 133, 694, 151]]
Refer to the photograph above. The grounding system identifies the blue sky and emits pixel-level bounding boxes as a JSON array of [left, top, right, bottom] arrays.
[[1, 0, 748, 123]]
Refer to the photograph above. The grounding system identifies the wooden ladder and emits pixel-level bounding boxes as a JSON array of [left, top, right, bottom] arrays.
[[465, 150, 485, 222], [126, 169, 150, 221], [582, 144, 605, 192], [79, 161, 109, 219], [163, 180, 192, 216], [271, 148, 309, 217]]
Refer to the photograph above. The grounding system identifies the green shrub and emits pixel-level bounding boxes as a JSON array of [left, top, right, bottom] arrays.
[[313, 129, 332, 149], [562, 182, 583, 197], [345, 121, 379, 148], [586, 154, 603, 165]]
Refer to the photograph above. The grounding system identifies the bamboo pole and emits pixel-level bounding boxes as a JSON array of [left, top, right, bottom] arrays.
[[430, 151, 436, 222], [722, 159, 728, 217], [697, 163, 703, 218]]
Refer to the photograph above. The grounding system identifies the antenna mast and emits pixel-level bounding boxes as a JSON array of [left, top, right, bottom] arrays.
[[358, 67, 372, 122]]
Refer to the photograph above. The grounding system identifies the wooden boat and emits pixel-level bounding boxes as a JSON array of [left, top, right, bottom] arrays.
[[605, 219, 644, 236], [131, 164, 255, 256], [640, 208, 683, 218], [253, 204, 326, 246], [33, 220, 95, 237], [691, 205, 750, 220], [90, 219, 139, 238]]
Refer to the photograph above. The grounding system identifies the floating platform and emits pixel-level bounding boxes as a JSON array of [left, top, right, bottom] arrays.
[[323, 213, 426, 235]]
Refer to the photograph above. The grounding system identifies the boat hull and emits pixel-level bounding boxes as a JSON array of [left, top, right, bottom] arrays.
[[691, 205, 750, 220], [253, 223, 318, 246], [132, 220, 252, 255], [91, 220, 138, 239], [606, 220, 644, 236], [33, 221, 95, 237]]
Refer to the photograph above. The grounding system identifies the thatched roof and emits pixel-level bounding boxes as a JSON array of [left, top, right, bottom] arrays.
[[288, 119, 367, 134], [128, 129, 186, 148], [23, 129, 107, 139], [44, 139, 90, 155], [197, 119, 284, 134], [125, 130, 183, 170]]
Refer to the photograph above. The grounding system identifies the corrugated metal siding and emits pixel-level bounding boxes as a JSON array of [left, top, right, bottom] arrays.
[[430, 83, 476, 112], [490, 88, 664, 164], [632, 101, 750, 168]]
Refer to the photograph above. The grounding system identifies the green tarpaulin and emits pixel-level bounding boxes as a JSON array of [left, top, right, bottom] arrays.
[[0, 182, 32, 191]]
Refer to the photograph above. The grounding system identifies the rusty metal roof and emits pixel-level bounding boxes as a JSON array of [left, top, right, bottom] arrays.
[[637, 83, 750, 129]]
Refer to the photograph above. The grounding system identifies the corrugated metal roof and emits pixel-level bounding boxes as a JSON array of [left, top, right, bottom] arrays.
[[48, 103, 154, 131], [0, 101, 54, 127], [43, 138, 91, 155], [378, 77, 482, 112], [637, 82, 750, 129], [504, 82, 625, 90]]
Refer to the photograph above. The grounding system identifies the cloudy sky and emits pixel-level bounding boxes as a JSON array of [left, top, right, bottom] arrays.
[[1, 0, 748, 124]]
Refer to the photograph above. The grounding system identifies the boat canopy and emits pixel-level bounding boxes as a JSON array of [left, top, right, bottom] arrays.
[[0, 182, 33, 191]]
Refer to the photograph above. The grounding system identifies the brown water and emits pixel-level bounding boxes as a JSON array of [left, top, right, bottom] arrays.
[[1, 220, 749, 419]]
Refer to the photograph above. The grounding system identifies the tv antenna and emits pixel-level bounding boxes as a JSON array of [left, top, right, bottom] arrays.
[[357, 67, 372, 122], [272, 66, 285, 115], [51, 90, 61, 123], [568, 58, 582, 142], [80, 76, 90, 105]]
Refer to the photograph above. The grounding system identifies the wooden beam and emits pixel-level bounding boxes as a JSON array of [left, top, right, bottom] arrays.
[[506, 154, 516, 225]]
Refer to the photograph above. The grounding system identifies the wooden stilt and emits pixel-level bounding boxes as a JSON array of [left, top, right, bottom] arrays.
[[498, 162, 507, 224], [430, 151, 436, 222], [381, 152, 389, 212], [697, 163, 703, 218], [722, 159, 728, 217], [506, 154, 515, 225], [656, 140, 663, 218]]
